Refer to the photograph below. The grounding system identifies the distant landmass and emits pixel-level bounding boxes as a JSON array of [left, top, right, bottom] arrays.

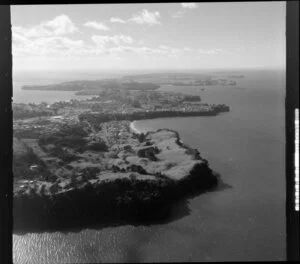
[[22, 79, 160, 92], [21, 73, 239, 96], [227, 75, 244, 78]]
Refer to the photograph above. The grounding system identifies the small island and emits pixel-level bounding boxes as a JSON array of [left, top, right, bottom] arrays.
[[13, 76, 229, 230]]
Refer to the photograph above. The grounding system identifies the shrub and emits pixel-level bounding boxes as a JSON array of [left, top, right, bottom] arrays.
[[13, 147, 50, 180], [148, 154, 158, 162], [70, 173, 77, 187], [184, 148, 200, 159], [44, 174, 58, 183], [14, 129, 42, 139], [49, 182, 60, 193], [81, 167, 100, 180], [123, 145, 133, 151], [39, 134, 87, 151], [183, 95, 201, 102], [137, 146, 160, 158], [144, 141, 153, 146], [107, 151, 118, 159], [49, 146, 80, 163], [164, 161, 177, 170], [132, 100, 141, 108], [129, 173, 137, 181], [138, 133, 146, 143], [86, 141, 108, 152], [38, 123, 89, 152]]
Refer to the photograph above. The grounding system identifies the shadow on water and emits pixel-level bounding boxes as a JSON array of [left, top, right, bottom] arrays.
[[122, 175, 232, 264], [13, 174, 231, 236]]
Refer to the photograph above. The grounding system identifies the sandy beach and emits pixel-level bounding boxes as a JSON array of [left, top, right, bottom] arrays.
[[130, 120, 142, 134]]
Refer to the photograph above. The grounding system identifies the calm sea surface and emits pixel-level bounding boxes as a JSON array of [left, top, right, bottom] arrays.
[[13, 69, 286, 262]]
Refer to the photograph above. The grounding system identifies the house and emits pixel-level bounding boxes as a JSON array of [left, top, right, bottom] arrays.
[[29, 165, 38, 171]]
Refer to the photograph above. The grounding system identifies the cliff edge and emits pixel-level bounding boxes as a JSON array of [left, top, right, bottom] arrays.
[[13, 129, 218, 231]]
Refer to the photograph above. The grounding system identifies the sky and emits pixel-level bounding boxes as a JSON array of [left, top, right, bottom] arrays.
[[11, 2, 286, 71]]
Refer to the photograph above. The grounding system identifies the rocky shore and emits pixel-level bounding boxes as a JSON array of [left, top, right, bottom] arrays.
[[13, 129, 218, 231]]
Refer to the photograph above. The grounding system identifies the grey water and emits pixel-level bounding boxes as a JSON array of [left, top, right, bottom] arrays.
[[13, 69, 286, 262]]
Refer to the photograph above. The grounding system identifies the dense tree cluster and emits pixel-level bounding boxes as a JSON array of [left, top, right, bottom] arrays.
[[14, 128, 43, 139], [48, 146, 80, 163], [38, 123, 89, 151], [86, 141, 108, 152], [13, 106, 53, 120], [183, 95, 201, 102], [13, 147, 55, 181], [38, 122, 108, 158], [137, 146, 160, 161]]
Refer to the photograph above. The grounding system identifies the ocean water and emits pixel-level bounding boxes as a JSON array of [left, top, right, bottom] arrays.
[[13, 69, 286, 262]]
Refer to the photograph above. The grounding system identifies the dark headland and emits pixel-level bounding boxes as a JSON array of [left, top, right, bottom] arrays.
[[13, 73, 231, 232]]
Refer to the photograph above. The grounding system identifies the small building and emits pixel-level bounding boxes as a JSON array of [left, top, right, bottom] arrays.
[[29, 165, 38, 171]]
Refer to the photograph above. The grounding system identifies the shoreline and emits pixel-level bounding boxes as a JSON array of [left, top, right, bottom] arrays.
[[130, 120, 142, 135], [13, 128, 218, 232], [131, 120, 185, 144]]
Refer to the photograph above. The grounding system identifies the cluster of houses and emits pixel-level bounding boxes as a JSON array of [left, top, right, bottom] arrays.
[[99, 120, 131, 146]]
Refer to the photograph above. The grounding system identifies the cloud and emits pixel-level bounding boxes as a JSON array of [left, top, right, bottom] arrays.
[[108, 46, 135, 53], [159, 45, 171, 49], [109, 9, 161, 26], [44, 15, 78, 35], [89, 42, 180, 57], [110, 17, 126, 24], [107, 45, 181, 59], [12, 14, 78, 38], [12, 13, 187, 61], [130, 9, 161, 25], [171, 11, 185, 18], [183, 46, 193, 51], [12, 15, 83, 57], [13, 35, 85, 56], [91, 35, 134, 47], [181, 3, 199, 9], [84, 21, 110, 31], [137, 46, 165, 54], [12, 30, 30, 44], [171, 3, 198, 18], [197, 48, 222, 54], [12, 25, 51, 38], [12, 32, 189, 60]]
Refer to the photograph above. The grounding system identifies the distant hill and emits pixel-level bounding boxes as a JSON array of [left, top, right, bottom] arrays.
[[22, 79, 160, 92]]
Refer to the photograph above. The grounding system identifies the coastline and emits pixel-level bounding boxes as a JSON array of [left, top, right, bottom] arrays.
[[13, 128, 218, 231], [131, 120, 186, 144], [130, 120, 142, 135], [12, 69, 286, 262]]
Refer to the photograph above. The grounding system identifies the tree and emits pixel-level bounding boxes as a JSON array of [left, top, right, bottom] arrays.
[[138, 133, 146, 143], [132, 100, 141, 108]]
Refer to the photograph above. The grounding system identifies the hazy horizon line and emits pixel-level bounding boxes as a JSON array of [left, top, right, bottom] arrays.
[[13, 66, 285, 73]]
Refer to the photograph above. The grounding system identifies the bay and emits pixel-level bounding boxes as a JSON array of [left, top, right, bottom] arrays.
[[13, 69, 286, 262]]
